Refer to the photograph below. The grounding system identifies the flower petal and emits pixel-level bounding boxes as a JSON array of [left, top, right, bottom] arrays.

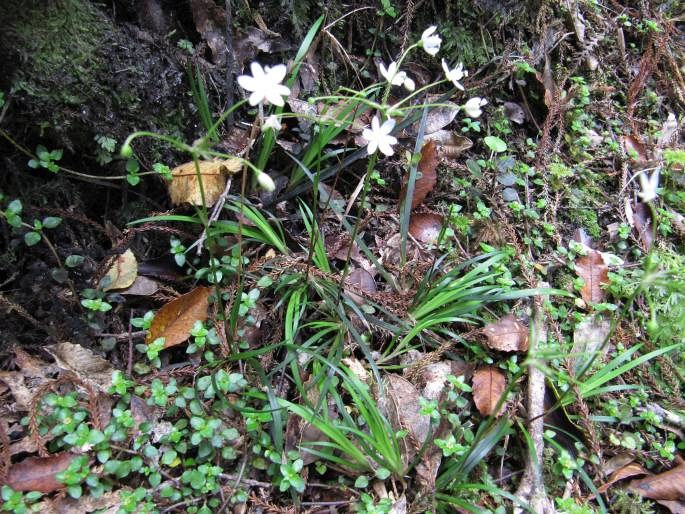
[[367, 140, 378, 155], [237, 74, 258, 92], [266, 63, 287, 83], [380, 118, 396, 135], [378, 137, 397, 156], [248, 91, 264, 106], [250, 62, 265, 79]]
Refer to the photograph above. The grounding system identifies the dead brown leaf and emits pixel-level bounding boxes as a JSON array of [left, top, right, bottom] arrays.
[[482, 314, 529, 352], [46, 342, 115, 393], [503, 102, 526, 124], [472, 367, 506, 417], [147, 286, 212, 348], [378, 374, 430, 471], [408, 213, 444, 244], [621, 135, 649, 165], [6, 452, 76, 493], [168, 159, 241, 207], [424, 131, 473, 158], [629, 462, 685, 501], [633, 202, 654, 251], [121, 276, 160, 296], [597, 462, 648, 494], [103, 250, 138, 291], [574, 250, 609, 304], [401, 141, 438, 210]]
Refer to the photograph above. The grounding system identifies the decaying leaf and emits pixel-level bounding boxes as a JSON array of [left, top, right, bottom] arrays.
[[0, 348, 56, 410], [147, 286, 212, 348], [621, 135, 649, 165], [345, 268, 377, 305], [629, 462, 685, 501], [633, 202, 654, 251], [121, 276, 160, 296], [472, 367, 506, 417], [482, 314, 529, 352], [408, 213, 444, 244], [421, 101, 460, 134], [424, 131, 473, 158], [574, 250, 609, 304], [103, 249, 137, 291], [46, 342, 115, 393], [168, 159, 241, 207], [571, 315, 611, 373], [6, 452, 76, 493], [503, 102, 526, 124], [401, 141, 438, 209], [378, 374, 430, 470], [597, 462, 648, 494]]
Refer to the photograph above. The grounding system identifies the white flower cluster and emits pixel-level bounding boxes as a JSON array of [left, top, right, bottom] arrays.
[[235, 27, 490, 166], [362, 26, 488, 156]]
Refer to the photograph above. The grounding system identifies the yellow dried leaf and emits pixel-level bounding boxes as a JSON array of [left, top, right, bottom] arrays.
[[168, 158, 241, 207], [103, 249, 137, 291]]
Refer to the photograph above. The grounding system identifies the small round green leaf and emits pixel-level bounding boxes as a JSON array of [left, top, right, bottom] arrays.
[[484, 136, 507, 153], [24, 231, 41, 246], [42, 216, 62, 229]]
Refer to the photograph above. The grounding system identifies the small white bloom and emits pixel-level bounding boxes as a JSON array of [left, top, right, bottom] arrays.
[[237, 62, 291, 107], [362, 116, 398, 156], [442, 59, 467, 90], [463, 97, 488, 118], [262, 114, 281, 132], [420, 26, 442, 56], [255, 171, 276, 192], [379, 61, 415, 91], [379, 61, 402, 86], [637, 169, 660, 203]]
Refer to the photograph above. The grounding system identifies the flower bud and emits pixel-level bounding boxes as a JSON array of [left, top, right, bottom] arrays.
[[256, 171, 276, 192], [120, 142, 133, 158]]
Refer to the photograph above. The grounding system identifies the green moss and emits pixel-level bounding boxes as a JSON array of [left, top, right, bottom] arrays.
[[6, 0, 109, 106]]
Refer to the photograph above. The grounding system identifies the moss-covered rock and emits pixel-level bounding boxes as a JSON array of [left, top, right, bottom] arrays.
[[0, 0, 193, 162]]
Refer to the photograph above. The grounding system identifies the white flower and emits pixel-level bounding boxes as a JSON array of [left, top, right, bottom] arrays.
[[237, 62, 290, 107], [262, 114, 281, 132], [362, 116, 398, 156], [420, 26, 442, 56], [379, 61, 415, 92], [255, 171, 276, 192], [463, 97, 488, 118], [637, 169, 660, 203], [442, 59, 467, 90], [379, 61, 402, 85]]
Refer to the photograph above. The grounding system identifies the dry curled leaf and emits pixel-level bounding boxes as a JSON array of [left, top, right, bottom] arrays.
[[103, 249, 137, 291], [168, 159, 241, 207], [503, 102, 526, 124], [401, 141, 438, 209], [597, 462, 648, 494], [6, 452, 76, 493], [629, 462, 685, 501], [408, 213, 444, 244], [472, 367, 506, 417], [424, 131, 473, 158], [482, 314, 529, 352], [147, 286, 212, 348], [46, 342, 115, 393], [574, 250, 609, 304]]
